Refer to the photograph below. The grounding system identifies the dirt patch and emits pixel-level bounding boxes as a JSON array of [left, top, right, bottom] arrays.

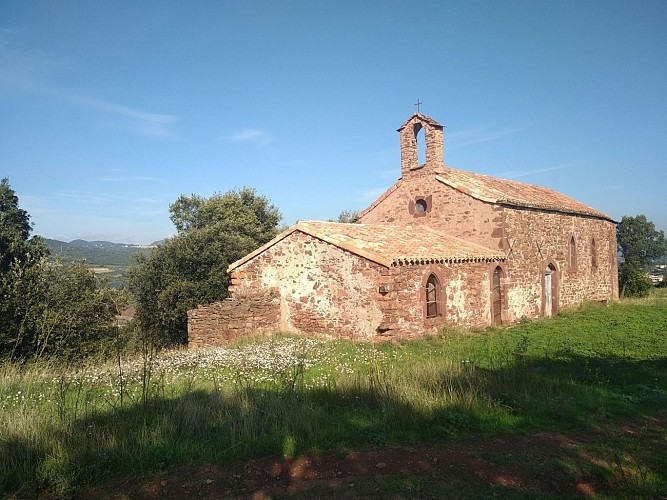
[[76, 414, 666, 499], [74, 436, 590, 499]]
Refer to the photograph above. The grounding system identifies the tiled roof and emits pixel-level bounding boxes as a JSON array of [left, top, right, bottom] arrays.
[[435, 168, 612, 220], [396, 112, 443, 131], [228, 221, 505, 271], [359, 169, 612, 221]]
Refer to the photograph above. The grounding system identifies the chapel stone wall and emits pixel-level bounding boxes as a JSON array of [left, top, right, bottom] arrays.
[[501, 207, 618, 321], [359, 172, 618, 324], [358, 171, 503, 251], [375, 262, 494, 340], [231, 231, 387, 339], [187, 288, 280, 348]]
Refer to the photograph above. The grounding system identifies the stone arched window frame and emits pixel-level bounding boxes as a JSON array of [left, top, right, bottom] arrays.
[[489, 262, 509, 326], [408, 195, 433, 218], [412, 122, 427, 168], [568, 234, 577, 272], [539, 259, 560, 317], [590, 237, 598, 271], [420, 267, 446, 322]]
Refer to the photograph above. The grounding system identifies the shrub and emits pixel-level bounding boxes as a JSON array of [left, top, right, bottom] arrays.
[[619, 261, 652, 298]]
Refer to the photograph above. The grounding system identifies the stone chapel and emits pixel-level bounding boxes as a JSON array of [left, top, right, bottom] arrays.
[[188, 113, 618, 347]]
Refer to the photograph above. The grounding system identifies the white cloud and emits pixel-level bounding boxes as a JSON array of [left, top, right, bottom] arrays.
[[0, 45, 50, 91], [498, 165, 569, 180], [447, 124, 530, 150], [0, 34, 177, 139], [359, 187, 388, 201], [97, 175, 165, 183], [223, 128, 272, 144], [69, 95, 178, 139], [57, 190, 113, 205]]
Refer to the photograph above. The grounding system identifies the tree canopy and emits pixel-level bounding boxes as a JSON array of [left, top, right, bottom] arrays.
[[0, 177, 45, 274], [169, 188, 281, 242], [329, 209, 361, 223], [617, 215, 667, 269], [131, 188, 281, 345], [0, 179, 123, 360], [0, 178, 49, 357], [0, 178, 31, 242]]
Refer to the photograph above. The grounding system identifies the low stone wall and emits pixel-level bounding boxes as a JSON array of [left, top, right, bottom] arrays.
[[187, 288, 280, 348]]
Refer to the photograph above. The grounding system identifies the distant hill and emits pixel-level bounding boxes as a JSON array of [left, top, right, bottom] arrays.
[[44, 239, 155, 287], [45, 239, 155, 267]]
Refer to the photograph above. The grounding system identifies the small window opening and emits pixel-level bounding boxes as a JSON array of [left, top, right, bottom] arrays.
[[414, 123, 426, 166], [591, 238, 598, 269], [569, 236, 577, 269], [544, 266, 553, 317], [415, 198, 428, 213], [492, 266, 504, 326], [426, 274, 439, 318]]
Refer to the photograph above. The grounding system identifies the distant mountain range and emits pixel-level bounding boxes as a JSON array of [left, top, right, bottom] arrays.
[[45, 239, 156, 268]]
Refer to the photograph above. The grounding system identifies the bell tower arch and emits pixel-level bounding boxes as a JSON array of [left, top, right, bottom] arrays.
[[397, 113, 445, 177]]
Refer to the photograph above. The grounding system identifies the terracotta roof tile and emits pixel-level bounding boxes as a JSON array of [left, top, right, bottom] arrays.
[[229, 221, 504, 271], [397, 112, 444, 131], [436, 168, 612, 220]]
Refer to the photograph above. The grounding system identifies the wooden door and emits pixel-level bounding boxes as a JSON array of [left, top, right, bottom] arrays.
[[544, 270, 552, 317]]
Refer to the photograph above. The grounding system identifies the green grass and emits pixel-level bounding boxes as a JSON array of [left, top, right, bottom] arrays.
[[1, 291, 666, 497]]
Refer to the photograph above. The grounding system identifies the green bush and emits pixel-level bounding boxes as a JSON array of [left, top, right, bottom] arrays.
[[619, 261, 652, 298]]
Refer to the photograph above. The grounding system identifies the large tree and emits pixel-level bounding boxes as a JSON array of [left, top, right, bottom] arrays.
[[169, 187, 281, 241], [617, 215, 667, 269], [0, 178, 49, 357], [0, 177, 46, 272], [0, 179, 123, 360], [130, 188, 281, 345], [616, 214, 666, 298]]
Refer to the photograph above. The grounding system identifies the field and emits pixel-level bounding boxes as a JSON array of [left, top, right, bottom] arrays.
[[44, 238, 154, 287], [1, 292, 666, 498]]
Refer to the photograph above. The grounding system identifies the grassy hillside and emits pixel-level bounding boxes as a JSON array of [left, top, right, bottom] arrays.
[[44, 238, 154, 287], [1, 292, 666, 497]]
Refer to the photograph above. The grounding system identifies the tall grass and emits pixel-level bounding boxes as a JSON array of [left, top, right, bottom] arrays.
[[1, 292, 666, 496]]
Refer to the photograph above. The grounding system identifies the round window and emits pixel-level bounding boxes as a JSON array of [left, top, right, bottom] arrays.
[[415, 198, 428, 213]]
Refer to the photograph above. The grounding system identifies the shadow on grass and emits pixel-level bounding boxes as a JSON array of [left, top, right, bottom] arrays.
[[480, 353, 667, 422], [2, 353, 666, 497]]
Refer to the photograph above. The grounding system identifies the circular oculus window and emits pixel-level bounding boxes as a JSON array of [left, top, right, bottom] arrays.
[[415, 198, 428, 213]]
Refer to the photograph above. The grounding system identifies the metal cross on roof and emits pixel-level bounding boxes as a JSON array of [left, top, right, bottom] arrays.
[[415, 99, 423, 113]]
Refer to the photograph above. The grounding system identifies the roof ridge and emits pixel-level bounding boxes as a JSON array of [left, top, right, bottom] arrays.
[[229, 220, 505, 272], [397, 112, 444, 131], [435, 168, 613, 221]]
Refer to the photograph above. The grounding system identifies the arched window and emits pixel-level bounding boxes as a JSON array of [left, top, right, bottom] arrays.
[[414, 123, 426, 166], [491, 266, 504, 326], [591, 238, 598, 270], [544, 263, 558, 317], [425, 274, 439, 318], [569, 236, 577, 270]]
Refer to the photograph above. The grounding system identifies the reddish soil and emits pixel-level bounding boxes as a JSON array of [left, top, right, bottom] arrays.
[[71, 420, 664, 500], [70, 434, 596, 500]]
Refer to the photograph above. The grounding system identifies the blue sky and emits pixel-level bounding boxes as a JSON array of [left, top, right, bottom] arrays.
[[1, 1, 665, 244]]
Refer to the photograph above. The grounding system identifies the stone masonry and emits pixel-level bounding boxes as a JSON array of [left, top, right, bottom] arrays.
[[359, 169, 618, 323], [187, 112, 618, 347], [187, 288, 280, 348]]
